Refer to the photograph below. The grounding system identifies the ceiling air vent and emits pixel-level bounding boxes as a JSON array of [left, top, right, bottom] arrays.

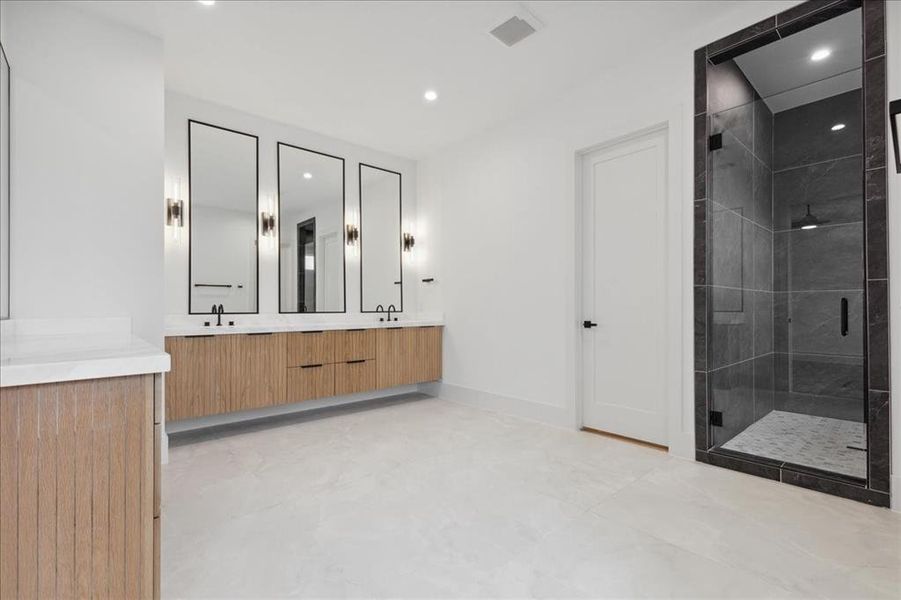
[[490, 14, 539, 47]]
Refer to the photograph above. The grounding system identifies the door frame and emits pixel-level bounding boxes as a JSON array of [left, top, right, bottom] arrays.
[[574, 120, 688, 455]]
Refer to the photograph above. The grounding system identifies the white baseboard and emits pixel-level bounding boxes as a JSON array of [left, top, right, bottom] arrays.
[[420, 382, 576, 430]]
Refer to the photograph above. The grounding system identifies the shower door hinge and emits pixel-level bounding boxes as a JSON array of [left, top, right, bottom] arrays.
[[708, 133, 723, 151], [709, 411, 723, 427]]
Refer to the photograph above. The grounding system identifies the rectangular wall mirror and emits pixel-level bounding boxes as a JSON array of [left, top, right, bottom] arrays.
[[359, 163, 402, 313], [0, 43, 10, 320], [278, 143, 346, 313], [188, 120, 259, 314]]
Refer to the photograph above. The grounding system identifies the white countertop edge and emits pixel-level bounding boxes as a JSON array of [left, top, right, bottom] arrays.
[[1, 352, 170, 388], [165, 318, 445, 337]]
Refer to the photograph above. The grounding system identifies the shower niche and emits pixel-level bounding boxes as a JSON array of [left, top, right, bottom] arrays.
[[694, 0, 889, 506]]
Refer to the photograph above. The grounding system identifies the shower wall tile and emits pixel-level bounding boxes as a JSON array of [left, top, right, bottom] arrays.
[[863, 0, 886, 61], [694, 48, 707, 116], [790, 353, 865, 401], [711, 102, 754, 152], [694, 285, 707, 371], [709, 286, 754, 369], [753, 353, 775, 419], [868, 390, 890, 492], [790, 290, 864, 356], [709, 359, 755, 447], [710, 132, 754, 218], [707, 59, 757, 115], [753, 99, 773, 168], [694, 113, 707, 200], [773, 90, 862, 171], [694, 370, 709, 450], [752, 158, 773, 230], [751, 224, 772, 292], [752, 291, 773, 355], [788, 223, 864, 291], [773, 232, 789, 291], [866, 279, 889, 391], [775, 390, 864, 422], [865, 168, 887, 280], [772, 156, 863, 231], [694, 200, 707, 285], [864, 55, 885, 171], [709, 202, 749, 289], [774, 293, 790, 353]]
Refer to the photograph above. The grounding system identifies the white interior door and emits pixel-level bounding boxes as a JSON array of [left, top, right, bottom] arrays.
[[581, 128, 668, 446]]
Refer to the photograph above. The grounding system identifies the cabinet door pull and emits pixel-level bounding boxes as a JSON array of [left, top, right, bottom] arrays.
[[387, 326, 403, 330], [346, 359, 366, 364], [185, 334, 215, 338], [346, 328, 365, 332], [302, 330, 324, 334], [301, 363, 323, 369], [246, 332, 273, 336]]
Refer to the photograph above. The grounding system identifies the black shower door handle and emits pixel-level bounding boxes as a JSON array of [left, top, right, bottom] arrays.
[[840, 298, 848, 337]]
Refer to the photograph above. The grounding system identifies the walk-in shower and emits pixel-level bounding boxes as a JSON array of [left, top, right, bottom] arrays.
[[694, 0, 889, 506]]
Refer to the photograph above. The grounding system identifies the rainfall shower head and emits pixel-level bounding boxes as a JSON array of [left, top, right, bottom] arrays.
[[792, 204, 829, 230]]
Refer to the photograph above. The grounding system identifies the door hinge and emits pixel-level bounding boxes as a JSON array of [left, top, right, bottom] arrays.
[[709, 411, 723, 427], [708, 133, 723, 151]]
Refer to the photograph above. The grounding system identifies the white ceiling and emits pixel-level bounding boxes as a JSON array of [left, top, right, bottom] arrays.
[[734, 9, 861, 113], [72, 0, 728, 159]]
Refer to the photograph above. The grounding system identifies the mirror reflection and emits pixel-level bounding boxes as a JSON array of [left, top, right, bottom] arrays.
[[189, 120, 259, 314], [1, 45, 9, 320], [359, 164, 402, 312], [278, 143, 345, 313]]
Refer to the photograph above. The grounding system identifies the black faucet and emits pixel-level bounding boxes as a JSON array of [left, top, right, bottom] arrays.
[[376, 304, 385, 322], [216, 304, 224, 327], [387, 304, 397, 322]]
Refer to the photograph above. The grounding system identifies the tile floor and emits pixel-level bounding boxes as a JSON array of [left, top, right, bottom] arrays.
[[162, 395, 900, 599], [721, 410, 867, 479]]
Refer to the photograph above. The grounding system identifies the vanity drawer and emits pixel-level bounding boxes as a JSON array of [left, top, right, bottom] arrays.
[[286, 331, 336, 367], [334, 329, 377, 362], [286, 363, 335, 402], [334, 359, 377, 395]]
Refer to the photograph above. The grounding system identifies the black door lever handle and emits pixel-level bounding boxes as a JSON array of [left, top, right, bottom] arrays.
[[583, 321, 598, 329]]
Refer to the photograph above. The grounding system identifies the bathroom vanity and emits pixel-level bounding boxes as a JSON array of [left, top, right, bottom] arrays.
[[0, 323, 170, 599], [164, 323, 442, 421]]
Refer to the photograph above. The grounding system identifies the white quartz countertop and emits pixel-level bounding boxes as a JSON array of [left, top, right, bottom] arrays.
[[165, 317, 444, 337], [1, 332, 170, 388]]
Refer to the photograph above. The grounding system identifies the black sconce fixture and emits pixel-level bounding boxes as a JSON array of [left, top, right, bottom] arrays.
[[346, 223, 359, 246], [166, 198, 183, 228], [261, 212, 276, 236], [403, 232, 415, 252], [890, 99, 900, 174]]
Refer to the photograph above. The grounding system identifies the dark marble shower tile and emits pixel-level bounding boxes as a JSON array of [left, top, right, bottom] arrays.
[[709, 287, 754, 370], [709, 359, 755, 447], [773, 232, 789, 292], [753, 291, 773, 355], [864, 55, 885, 171], [789, 223, 864, 291], [695, 371, 709, 451], [712, 102, 754, 153], [774, 352, 790, 394], [694, 285, 707, 371], [694, 113, 707, 200], [863, 0, 886, 61], [790, 353, 865, 401], [710, 131, 755, 217], [774, 294, 790, 352], [865, 168, 887, 280], [790, 290, 865, 356], [752, 158, 773, 230], [772, 156, 863, 231], [751, 224, 772, 292], [781, 470, 889, 508], [776, 0, 862, 37], [694, 48, 707, 115], [709, 203, 749, 289], [694, 200, 707, 285], [753, 353, 775, 419], [753, 99, 773, 168], [707, 60, 757, 115], [774, 90, 862, 171], [775, 390, 864, 422], [868, 390, 890, 492], [699, 450, 782, 481], [866, 279, 889, 391]]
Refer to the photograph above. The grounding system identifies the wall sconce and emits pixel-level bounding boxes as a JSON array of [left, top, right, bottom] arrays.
[[261, 212, 276, 236], [403, 232, 415, 252], [346, 223, 359, 246], [890, 99, 900, 174], [166, 198, 183, 228]]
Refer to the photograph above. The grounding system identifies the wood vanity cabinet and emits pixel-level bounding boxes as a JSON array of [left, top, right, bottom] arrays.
[[0, 375, 161, 599], [165, 325, 442, 421]]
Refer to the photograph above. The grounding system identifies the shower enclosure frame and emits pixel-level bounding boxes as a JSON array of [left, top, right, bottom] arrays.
[[693, 0, 889, 507]]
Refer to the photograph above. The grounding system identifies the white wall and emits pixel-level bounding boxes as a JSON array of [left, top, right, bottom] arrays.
[[417, 2, 802, 453], [4, 1, 164, 345], [165, 91, 420, 322], [886, 0, 901, 510]]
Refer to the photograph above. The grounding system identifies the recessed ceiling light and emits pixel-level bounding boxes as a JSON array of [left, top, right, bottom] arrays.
[[198, 0, 215, 6], [831, 123, 846, 131], [810, 48, 831, 61], [303, 172, 312, 179], [423, 89, 438, 102]]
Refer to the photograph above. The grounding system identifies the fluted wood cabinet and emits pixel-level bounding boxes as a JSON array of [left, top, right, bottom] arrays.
[[0, 375, 160, 599], [165, 326, 442, 421]]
